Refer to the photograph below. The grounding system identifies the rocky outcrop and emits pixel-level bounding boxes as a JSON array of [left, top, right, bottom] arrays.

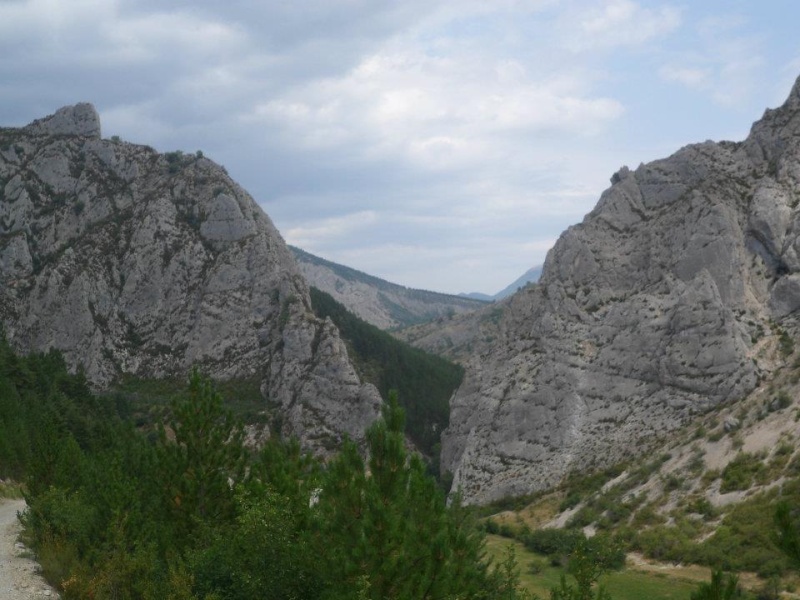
[[439, 75, 800, 504], [0, 105, 381, 452], [291, 246, 488, 329]]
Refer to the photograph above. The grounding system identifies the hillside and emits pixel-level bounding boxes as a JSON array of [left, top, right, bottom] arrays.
[[0, 104, 381, 454], [481, 333, 800, 594], [404, 75, 800, 505], [291, 245, 489, 329]]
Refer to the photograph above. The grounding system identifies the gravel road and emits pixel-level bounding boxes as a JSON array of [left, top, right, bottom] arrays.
[[0, 499, 59, 599]]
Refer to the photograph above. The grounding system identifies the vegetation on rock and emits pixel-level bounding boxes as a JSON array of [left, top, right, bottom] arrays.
[[309, 286, 463, 462]]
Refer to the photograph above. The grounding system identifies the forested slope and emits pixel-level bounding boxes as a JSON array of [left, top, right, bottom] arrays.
[[0, 334, 523, 599], [309, 286, 463, 462]]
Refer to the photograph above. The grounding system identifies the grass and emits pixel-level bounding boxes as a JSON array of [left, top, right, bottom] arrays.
[[485, 535, 699, 600], [0, 481, 24, 499], [490, 492, 563, 530]]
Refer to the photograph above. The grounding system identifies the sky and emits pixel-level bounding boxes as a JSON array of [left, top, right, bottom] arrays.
[[1, 1, 799, 295]]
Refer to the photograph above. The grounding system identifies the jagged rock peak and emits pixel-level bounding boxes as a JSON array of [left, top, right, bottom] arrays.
[[789, 74, 800, 107], [23, 103, 101, 138]]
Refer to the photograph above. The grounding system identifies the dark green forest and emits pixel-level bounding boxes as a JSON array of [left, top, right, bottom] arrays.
[[0, 333, 525, 599]]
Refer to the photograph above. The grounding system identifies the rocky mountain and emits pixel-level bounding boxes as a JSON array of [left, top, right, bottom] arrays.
[[291, 245, 488, 329], [424, 76, 800, 505], [0, 104, 381, 452], [461, 265, 543, 302]]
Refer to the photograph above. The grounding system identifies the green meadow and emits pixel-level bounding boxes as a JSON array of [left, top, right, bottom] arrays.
[[485, 535, 702, 600]]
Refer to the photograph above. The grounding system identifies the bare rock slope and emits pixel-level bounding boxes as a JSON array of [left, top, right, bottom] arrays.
[[438, 76, 800, 504], [0, 104, 381, 451]]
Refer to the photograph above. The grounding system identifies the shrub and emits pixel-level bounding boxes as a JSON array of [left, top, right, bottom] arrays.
[[631, 503, 666, 528], [686, 496, 716, 520], [720, 452, 764, 493], [779, 330, 795, 358], [772, 390, 792, 411], [559, 491, 582, 512], [567, 505, 600, 528], [522, 528, 585, 558], [663, 473, 684, 492], [484, 518, 500, 535]]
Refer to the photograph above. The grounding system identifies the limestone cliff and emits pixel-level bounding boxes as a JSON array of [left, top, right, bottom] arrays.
[[0, 104, 381, 451], [438, 76, 800, 504]]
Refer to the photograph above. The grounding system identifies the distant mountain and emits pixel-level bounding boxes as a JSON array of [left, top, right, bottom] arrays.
[[461, 265, 543, 301], [493, 265, 542, 299], [460, 292, 494, 301], [290, 246, 489, 329]]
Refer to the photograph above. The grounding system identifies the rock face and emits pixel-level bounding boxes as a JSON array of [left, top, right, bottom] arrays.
[[0, 105, 381, 452], [439, 76, 800, 504], [291, 246, 488, 330]]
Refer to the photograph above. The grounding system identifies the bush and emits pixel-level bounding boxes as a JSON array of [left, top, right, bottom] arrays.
[[720, 453, 764, 493], [699, 493, 789, 576], [484, 518, 500, 535], [686, 496, 716, 520], [567, 505, 600, 528], [631, 503, 666, 528], [190, 489, 320, 600], [634, 524, 697, 563], [559, 491, 582, 512], [528, 557, 547, 575], [779, 330, 795, 358], [522, 528, 585, 557]]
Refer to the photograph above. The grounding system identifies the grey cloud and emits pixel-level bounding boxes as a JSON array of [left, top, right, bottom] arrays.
[[1, 1, 796, 293]]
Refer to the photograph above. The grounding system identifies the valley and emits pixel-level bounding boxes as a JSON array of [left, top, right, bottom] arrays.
[[2, 76, 800, 598]]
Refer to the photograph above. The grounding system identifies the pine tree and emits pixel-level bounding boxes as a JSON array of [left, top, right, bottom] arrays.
[[776, 500, 800, 569], [314, 391, 492, 599], [159, 369, 246, 541], [690, 571, 742, 600]]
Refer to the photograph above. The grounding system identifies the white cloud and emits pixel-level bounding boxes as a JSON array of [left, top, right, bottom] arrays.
[[659, 65, 710, 88], [658, 13, 767, 109], [0, 0, 245, 68], [247, 41, 624, 173], [104, 11, 247, 63], [284, 211, 379, 249], [560, 0, 681, 52]]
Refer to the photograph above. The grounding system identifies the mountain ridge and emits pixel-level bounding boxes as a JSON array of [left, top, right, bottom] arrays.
[[0, 103, 382, 454], [291, 245, 489, 329]]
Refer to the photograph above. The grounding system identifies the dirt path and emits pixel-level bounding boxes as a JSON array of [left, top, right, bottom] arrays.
[[0, 498, 59, 599]]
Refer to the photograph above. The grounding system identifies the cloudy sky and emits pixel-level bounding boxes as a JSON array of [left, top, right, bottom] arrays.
[[1, 1, 799, 294]]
